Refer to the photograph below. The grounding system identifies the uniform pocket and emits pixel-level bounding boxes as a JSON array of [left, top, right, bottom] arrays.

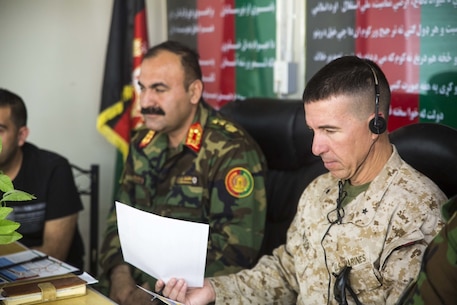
[[156, 185, 205, 222], [348, 261, 382, 294]]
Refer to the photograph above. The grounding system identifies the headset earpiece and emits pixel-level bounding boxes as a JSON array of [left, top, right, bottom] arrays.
[[369, 115, 387, 134]]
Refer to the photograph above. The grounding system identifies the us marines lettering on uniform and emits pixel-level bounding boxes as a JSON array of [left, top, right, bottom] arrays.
[[346, 254, 366, 267]]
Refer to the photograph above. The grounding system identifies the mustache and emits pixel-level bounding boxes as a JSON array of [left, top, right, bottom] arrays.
[[141, 107, 165, 115]]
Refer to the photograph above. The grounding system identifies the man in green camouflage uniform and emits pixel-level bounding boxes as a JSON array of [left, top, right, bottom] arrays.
[[396, 195, 457, 305], [98, 40, 267, 305], [155, 56, 447, 305]]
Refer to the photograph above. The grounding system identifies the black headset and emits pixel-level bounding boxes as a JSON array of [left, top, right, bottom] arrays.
[[367, 65, 387, 134]]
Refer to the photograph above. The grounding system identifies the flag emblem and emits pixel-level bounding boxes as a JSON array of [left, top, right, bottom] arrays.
[[225, 167, 254, 198]]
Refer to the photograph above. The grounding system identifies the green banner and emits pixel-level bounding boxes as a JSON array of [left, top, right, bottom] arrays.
[[235, 0, 276, 98], [419, 3, 457, 128]]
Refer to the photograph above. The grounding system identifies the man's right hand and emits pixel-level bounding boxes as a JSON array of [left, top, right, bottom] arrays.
[[155, 278, 216, 305], [109, 264, 152, 305]]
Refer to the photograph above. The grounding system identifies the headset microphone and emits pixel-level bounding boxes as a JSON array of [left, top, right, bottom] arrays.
[[367, 65, 387, 134]]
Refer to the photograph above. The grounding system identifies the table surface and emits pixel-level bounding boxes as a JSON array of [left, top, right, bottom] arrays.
[[0, 242, 117, 305]]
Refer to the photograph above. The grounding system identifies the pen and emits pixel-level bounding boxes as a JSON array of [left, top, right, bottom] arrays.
[[0, 255, 49, 271]]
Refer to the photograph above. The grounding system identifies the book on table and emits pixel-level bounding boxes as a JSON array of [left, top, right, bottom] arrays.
[[0, 250, 87, 304], [0, 273, 87, 305]]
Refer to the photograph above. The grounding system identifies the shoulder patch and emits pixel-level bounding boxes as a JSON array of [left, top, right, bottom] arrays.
[[224, 167, 254, 198]]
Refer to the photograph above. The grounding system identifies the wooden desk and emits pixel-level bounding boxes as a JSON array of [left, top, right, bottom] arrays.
[[0, 243, 26, 255], [0, 243, 116, 305], [43, 288, 116, 305]]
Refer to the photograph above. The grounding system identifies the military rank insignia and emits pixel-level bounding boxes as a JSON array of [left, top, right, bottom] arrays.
[[139, 130, 155, 148], [186, 122, 203, 152], [225, 167, 254, 198], [211, 118, 238, 133]]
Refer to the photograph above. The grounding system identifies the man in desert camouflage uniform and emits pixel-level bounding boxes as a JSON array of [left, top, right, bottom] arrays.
[[156, 56, 447, 305], [98, 40, 267, 305], [396, 195, 457, 305]]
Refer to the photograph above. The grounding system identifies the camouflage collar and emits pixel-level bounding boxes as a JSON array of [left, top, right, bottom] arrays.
[[141, 102, 210, 155], [327, 147, 401, 227], [183, 102, 210, 153]]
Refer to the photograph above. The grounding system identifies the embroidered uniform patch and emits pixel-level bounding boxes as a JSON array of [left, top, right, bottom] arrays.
[[225, 167, 254, 198], [176, 176, 199, 185], [185, 122, 203, 152]]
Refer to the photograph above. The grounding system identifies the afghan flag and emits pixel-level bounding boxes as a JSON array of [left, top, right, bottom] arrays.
[[97, 0, 148, 196]]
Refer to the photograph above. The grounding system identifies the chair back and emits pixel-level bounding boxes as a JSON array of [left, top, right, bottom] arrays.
[[389, 122, 457, 198], [220, 98, 327, 257], [71, 164, 100, 276]]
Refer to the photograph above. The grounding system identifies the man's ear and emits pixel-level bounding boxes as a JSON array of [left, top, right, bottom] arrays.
[[18, 126, 29, 146], [188, 79, 203, 105]]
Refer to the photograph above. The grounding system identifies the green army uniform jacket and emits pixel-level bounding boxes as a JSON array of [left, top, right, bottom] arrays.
[[396, 196, 457, 305], [100, 102, 267, 287], [210, 146, 446, 305]]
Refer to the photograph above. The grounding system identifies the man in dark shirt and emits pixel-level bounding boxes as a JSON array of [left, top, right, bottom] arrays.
[[0, 88, 84, 270]]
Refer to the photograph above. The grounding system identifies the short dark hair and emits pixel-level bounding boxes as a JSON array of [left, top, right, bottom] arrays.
[[0, 88, 28, 128], [143, 40, 202, 89], [302, 56, 391, 118]]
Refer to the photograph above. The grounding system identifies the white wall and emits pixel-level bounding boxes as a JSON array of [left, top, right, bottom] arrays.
[[0, 0, 167, 271]]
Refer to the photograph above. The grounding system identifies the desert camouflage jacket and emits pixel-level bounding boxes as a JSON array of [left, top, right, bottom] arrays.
[[396, 196, 457, 305], [210, 146, 446, 305], [99, 102, 267, 288]]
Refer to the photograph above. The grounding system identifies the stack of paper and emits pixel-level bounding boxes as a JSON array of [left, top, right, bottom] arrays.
[[0, 274, 86, 305]]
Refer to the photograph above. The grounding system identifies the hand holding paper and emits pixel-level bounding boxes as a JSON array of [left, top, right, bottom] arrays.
[[115, 201, 209, 287], [137, 285, 185, 305]]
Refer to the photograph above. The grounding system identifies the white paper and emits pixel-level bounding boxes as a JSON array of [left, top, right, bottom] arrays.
[[116, 201, 209, 287]]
